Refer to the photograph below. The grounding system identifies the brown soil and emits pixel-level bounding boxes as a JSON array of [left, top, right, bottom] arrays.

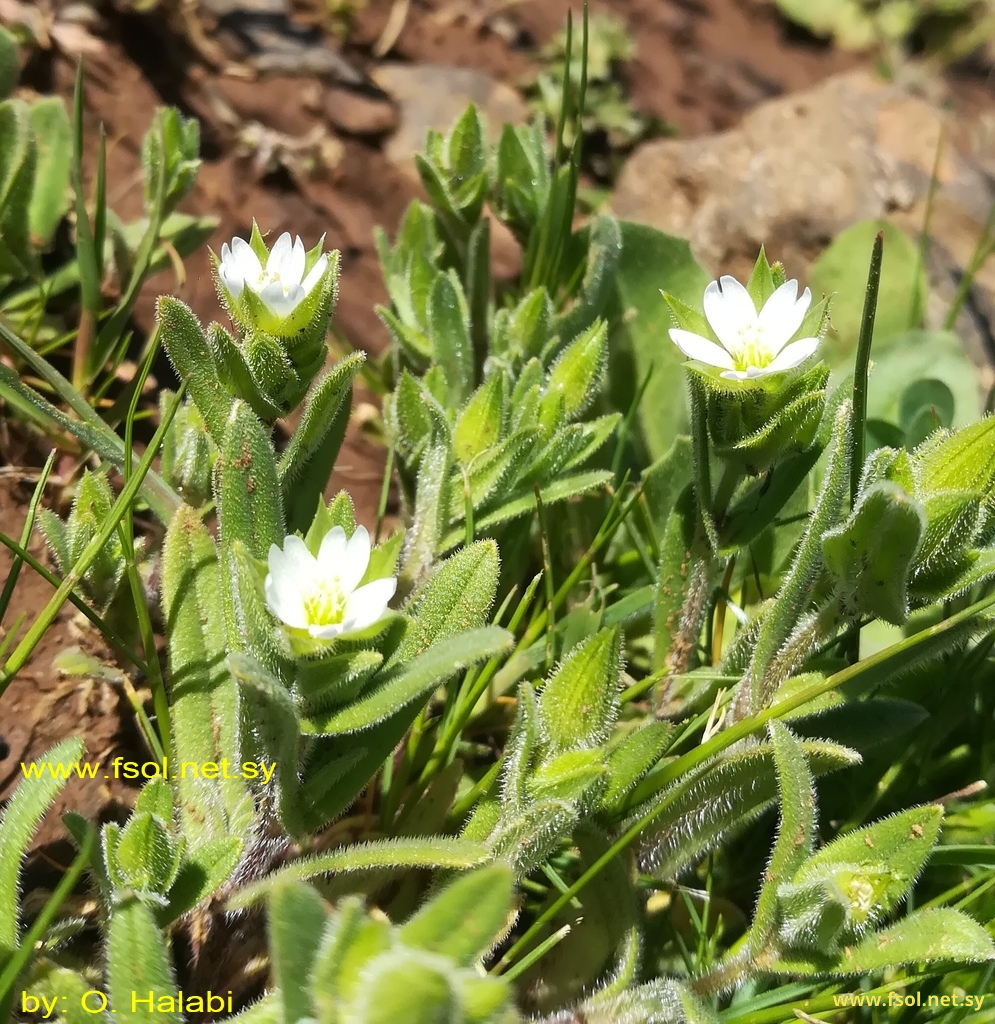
[[2, 0, 862, 851]]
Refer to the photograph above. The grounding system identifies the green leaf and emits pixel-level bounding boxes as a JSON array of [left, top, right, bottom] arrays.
[[161, 507, 252, 845], [452, 428, 542, 517], [606, 221, 710, 462], [0, 737, 84, 962], [835, 908, 995, 973], [162, 835, 242, 924], [114, 812, 181, 894], [107, 898, 181, 1023], [539, 319, 608, 428], [23, 963, 111, 1024], [916, 416, 995, 498], [809, 220, 926, 361], [268, 881, 326, 1024], [769, 907, 995, 976], [353, 951, 456, 1024], [227, 837, 491, 909], [787, 805, 943, 933], [395, 540, 499, 664], [0, 98, 37, 276], [746, 246, 777, 309], [402, 439, 452, 585], [529, 748, 608, 806], [488, 799, 577, 878], [314, 626, 511, 734], [398, 863, 514, 964], [296, 649, 384, 717], [579, 978, 720, 1024], [439, 469, 613, 551], [540, 628, 621, 752], [429, 269, 474, 407], [865, 330, 981, 435], [157, 296, 230, 444], [599, 722, 673, 811], [822, 480, 926, 625], [27, 97, 72, 248], [217, 400, 284, 649], [227, 653, 303, 834], [278, 353, 364, 534], [501, 683, 540, 812], [454, 372, 506, 465], [640, 740, 859, 882], [750, 722, 816, 951], [554, 214, 624, 342], [0, 27, 18, 100]]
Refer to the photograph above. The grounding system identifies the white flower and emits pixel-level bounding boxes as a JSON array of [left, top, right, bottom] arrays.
[[264, 527, 396, 640], [218, 232, 328, 321], [670, 276, 820, 381]]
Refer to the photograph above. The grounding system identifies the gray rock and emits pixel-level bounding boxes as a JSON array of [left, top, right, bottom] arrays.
[[611, 69, 995, 368], [373, 63, 530, 171]]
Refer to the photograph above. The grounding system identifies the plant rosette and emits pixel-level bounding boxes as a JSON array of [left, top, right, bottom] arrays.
[[665, 254, 831, 474], [211, 222, 341, 416]]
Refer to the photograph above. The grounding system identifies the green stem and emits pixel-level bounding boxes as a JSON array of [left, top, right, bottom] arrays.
[[846, 230, 884, 666], [850, 230, 884, 507]]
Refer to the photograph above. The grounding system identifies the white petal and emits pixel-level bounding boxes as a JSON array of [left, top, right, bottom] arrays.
[[310, 621, 345, 640], [758, 281, 811, 354], [267, 232, 293, 276], [703, 276, 758, 351], [265, 571, 308, 629], [257, 281, 303, 318], [719, 368, 750, 381], [343, 577, 396, 631], [764, 336, 820, 373], [339, 526, 372, 593], [670, 328, 734, 369], [287, 236, 307, 286], [217, 259, 244, 298], [280, 534, 318, 580], [230, 236, 263, 282], [317, 526, 348, 575], [301, 252, 328, 297]]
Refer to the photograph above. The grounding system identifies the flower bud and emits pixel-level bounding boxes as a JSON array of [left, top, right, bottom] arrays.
[[211, 222, 340, 416]]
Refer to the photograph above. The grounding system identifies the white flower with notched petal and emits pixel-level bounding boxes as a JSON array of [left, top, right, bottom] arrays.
[[264, 526, 396, 640], [670, 276, 820, 381], [218, 231, 329, 322]]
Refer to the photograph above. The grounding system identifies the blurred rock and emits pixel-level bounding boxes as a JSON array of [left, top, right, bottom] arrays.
[[611, 69, 995, 367], [373, 63, 529, 171], [324, 86, 398, 137]]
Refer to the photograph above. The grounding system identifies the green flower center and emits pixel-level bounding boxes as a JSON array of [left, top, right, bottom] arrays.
[[730, 325, 773, 372], [303, 577, 347, 626]]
